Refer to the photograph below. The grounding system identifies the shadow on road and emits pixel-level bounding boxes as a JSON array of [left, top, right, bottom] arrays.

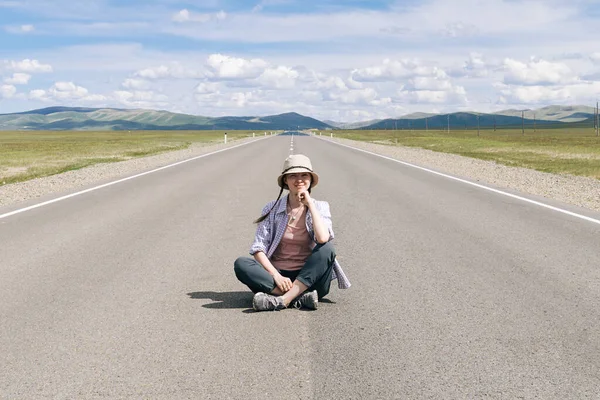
[[187, 291, 253, 309], [187, 291, 337, 312]]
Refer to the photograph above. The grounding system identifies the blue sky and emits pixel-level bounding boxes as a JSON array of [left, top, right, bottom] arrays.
[[1, 0, 599, 121]]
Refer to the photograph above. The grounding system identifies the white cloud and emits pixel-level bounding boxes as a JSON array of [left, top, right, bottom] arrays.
[[0, 1, 21, 7], [4, 24, 35, 34], [380, 26, 411, 35], [397, 88, 467, 104], [26, 81, 107, 103], [406, 77, 453, 91], [346, 76, 363, 90], [503, 58, 579, 86], [195, 82, 221, 94], [398, 76, 467, 104], [172, 9, 191, 22], [113, 90, 169, 107], [49, 81, 88, 99], [172, 9, 226, 23], [251, 0, 288, 13], [257, 66, 298, 89], [173, 9, 202, 23], [590, 53, 600, 63], [231, 91, 252, 107], [161, 0, 584, 48], [82, 94, 108, 102], [410, 0, 580, 35], [496, 81, 600, 104], [28, 89, 47, 101], [206, 54, 268, 80], [5, 59, 53, 73], [134, 63, 202, 80], [352, 59, 447, 82], [4, 58, 52, 73], [4, 72, 31, 85], [461, 53, 494, 78], [215, 10, 226, 21], [325, 88, 379, 105], [135, 65, 172, 80], [315, 76, 348, 91], [122, 78, 150, 90], [441, 22, 478, 38], [0, 84, 17, 98]]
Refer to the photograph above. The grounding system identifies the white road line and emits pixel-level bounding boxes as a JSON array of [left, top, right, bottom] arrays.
[[1, 138, 266, 220], [323, 138, 600, 226]]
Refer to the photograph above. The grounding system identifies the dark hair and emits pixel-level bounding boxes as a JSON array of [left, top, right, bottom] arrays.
[[253, 175, 313, 224]]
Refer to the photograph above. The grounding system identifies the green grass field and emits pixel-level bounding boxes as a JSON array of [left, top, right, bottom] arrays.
[[2, 128, 599, 186], [0, 130, 255, 185], [332, 127, 600, 179]]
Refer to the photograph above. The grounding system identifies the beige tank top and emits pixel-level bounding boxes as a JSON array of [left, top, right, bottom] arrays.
[[271, 219, 313, 271]]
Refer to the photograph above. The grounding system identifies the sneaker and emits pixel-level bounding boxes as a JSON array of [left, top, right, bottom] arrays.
[[291, 290, 318, 310], [253, 292, 286, 311]]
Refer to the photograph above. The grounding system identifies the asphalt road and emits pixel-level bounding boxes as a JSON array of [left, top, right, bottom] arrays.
[[1, 135, 600, 399]]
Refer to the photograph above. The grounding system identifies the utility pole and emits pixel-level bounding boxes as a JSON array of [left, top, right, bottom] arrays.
[[425, 117, 428, 132], [522, 110, 525, 135], [593, 101, 598, 136], [493, 115, 496, 132], [477, 114, 480, 137], [596, 101, 599, 137], [447, 114, 450, 133]]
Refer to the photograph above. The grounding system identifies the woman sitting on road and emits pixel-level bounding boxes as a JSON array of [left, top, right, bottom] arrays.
[[234, 154, 351, 311]]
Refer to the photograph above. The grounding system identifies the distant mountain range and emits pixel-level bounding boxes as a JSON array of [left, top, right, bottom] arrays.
[[0, 105, 596, 131], [0, 107, 331, 131], [331, 105, 597, 130]]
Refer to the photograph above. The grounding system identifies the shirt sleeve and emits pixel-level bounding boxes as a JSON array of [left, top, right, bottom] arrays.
[[319, 201, 335, 240], [249, 202, 273, 255]]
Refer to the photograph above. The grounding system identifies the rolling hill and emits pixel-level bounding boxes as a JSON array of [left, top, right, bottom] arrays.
[[0, 107, 332, 131], [494, 105, 596, 123], [362, 112, 559, 130], [361, 105, 597, 130], [0, 105, 596, 131]]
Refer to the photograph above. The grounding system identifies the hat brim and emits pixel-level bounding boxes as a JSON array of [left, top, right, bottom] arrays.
[[277, 168, 319, 188]]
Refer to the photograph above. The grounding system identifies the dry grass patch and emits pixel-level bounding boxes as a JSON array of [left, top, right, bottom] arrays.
[[0, 130, 253, 184], [333, 127, 600, 180]]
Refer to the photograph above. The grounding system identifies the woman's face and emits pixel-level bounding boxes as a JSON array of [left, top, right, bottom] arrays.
[[284, 172, 312, 193]]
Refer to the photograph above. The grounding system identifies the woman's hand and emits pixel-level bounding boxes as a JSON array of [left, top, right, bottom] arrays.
[[298, 190, 312, 206], [273, 272, 293, 293]]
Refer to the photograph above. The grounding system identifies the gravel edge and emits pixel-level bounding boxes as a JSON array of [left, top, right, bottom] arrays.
[[1, 135, 599, 212], [0, 137, 259, 208], [325, 137, 600, 212]]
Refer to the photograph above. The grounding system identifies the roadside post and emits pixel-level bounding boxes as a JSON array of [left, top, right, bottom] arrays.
[[224, 132, 227, 144]]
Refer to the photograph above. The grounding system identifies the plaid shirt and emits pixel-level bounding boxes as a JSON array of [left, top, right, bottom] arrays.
[[250, 194, 351, 289]]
